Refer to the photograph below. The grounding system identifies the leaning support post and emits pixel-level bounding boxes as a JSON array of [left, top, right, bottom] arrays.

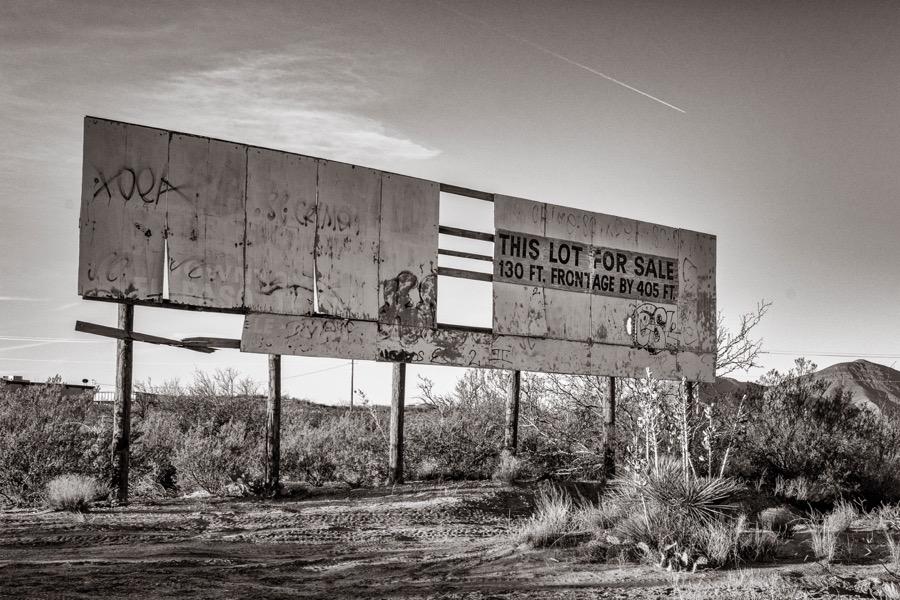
[[265, 354, 282, 494], [111, 303, 134, 504], [503, 370, 521, 456], [388, 362, 406, 485], [603, 376, 617, 479]]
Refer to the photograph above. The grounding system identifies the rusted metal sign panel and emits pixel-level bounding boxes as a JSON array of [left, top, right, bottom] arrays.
[[241, 313, 376, 360], [492, 196, 547, 337], [314, 160, 381, 320], [78, 118, 168, 299], [244, 147, 317, 315], [167, 134, 246, 308], [378, 174, 439, 328]]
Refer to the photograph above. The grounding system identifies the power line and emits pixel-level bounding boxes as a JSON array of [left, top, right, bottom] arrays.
[[283, 362, 352, 380], [762, 350, 900, 359]]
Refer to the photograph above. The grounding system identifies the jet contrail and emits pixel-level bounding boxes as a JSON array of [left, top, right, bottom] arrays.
[[429, 0, 686, 114]]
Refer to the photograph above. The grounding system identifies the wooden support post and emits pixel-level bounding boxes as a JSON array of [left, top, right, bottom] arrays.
[[603, 376, 617, 480], [265, 354, 282, 494], [503, 370, 521, 456], [685, 380, 696, 455], [388, 362, 406, 485], [111, 303, 133, 504]]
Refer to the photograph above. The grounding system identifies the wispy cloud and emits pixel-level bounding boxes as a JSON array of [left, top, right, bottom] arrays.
[[143, 45, 440, 163]]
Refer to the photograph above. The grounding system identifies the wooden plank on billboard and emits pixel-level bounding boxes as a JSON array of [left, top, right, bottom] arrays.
[[591, 344, 679, 380], [315, 160, 381, 319], [589, 214, 640, 347], [79, 118, 168, 300], [241, 313, 376, 360], [676, 229, 717, 354], [376, 324, 502, 367], [544, 204, 594, 342], [166, 135, 247, 309], [377, 324, 593, 375], [245, 147, 317, 315], [378, 173, 439, 328], [493, 195, 547, 337], [676, 351, 716, 382]]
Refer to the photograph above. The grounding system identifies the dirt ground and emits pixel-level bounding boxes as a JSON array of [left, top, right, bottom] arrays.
[[1, 481, 897, 599]]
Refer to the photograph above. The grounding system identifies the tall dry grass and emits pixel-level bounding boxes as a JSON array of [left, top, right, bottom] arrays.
[[806, 500, 858, 562], [46, 474, 104, 512]]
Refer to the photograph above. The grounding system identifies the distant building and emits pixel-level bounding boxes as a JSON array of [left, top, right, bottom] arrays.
[[0, 375, 96, 398]]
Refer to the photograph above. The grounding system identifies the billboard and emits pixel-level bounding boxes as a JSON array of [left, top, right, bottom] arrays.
[[79, 116, 716, 381]]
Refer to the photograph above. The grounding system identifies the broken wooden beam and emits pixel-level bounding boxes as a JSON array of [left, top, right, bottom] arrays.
[[75, 321, 215, 353], [181, 336, 241, 349]]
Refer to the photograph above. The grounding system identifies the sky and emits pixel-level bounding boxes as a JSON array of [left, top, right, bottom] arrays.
[[1, 0, 899, 403]]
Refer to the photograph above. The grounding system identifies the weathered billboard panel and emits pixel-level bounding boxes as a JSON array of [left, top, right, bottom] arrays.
[[493, 195, 716, 361], [80, 116, 716, 382]]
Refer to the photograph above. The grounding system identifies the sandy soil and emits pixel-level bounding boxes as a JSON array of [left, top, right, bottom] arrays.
[[1, 481, 896, 599]]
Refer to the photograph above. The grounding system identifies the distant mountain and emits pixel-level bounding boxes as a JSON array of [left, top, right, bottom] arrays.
[[809, 359, 900, 417], [703, 376, 763, 401], [702, 360, 900, 418]]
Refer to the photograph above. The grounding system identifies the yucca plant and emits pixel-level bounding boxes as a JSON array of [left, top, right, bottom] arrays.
[[609, 456, 744, 567], [610, 456, 742, 525]]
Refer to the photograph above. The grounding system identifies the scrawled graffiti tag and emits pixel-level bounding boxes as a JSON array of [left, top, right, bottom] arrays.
[[92, 166, 180, 206], [630, 302, 680, 351], [378, 271, 436, 328]]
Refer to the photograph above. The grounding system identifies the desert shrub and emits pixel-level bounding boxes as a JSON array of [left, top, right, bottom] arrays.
[[414, 457, 443, 480], [0, 380, 109, 505], [281, 406, 388, 487], [131, 410, 181, 493], [731, 359, 900, 503], [46, 474, 104, 512], [518, 374, 610, 479], [132, 371, 267, 495], [173, 418, 264, 494], [517, 484, 580, 548], [758, 506, 797, 538], [578, 497, 628, 530], [408, 371, 506, 480], [493, 453, 526, 484]]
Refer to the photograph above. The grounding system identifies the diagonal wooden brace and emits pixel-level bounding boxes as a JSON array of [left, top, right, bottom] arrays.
[[75, 321, 216, 353]]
